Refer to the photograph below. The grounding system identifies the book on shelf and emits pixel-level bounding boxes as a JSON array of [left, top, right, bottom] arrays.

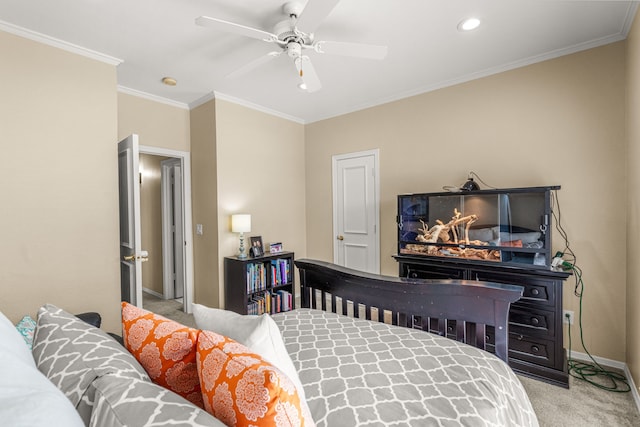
[[274, 289, 292, 312], [246, 263, 267, 293], [270, 258, 291, 286], [246, 289, 293, 315], [247, 291, 271, 315], [272, 292, 281, 314]]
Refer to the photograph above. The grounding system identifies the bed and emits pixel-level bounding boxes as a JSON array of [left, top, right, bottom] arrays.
[[5, 259, 538, 427], [271, 258, 538, 426]]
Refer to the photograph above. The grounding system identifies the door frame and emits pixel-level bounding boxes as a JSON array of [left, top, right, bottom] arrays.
[[140, 145, 194, 314], [332, 149, 380, 273]]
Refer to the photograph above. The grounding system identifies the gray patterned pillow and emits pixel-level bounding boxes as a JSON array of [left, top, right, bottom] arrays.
[[32, 304, 149, 411], [89, 374, 226, 427]]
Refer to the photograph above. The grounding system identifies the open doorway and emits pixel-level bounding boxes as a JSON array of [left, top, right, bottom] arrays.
[[138, 146, 194, 314]]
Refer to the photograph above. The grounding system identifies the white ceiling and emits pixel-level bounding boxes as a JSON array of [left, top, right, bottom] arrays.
[[0, 0, 637, 123]]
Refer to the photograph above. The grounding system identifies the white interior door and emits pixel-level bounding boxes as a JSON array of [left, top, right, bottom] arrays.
[[333, 150, 380, 273], [118, 135, 145, 306], [161, 158, 185, 301]]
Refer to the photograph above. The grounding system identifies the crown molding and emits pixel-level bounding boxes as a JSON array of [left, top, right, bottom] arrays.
[[188, 92, 217, 110], [622, 2, 640, 36], [205, 91, 306, 124], [117, 86, 189, 110], [0, 20, 122, 65], [306, 33, 627, 124]]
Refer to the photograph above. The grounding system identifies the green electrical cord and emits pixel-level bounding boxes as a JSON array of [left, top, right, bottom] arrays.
[[552, 190, 630, 392], [565, 264, 630, 392]]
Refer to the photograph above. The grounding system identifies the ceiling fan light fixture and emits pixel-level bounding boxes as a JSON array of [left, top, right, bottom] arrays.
[[458, 17, 481, 32]]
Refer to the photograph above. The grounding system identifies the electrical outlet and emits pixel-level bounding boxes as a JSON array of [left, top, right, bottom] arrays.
[[563, 310, 574, 325]]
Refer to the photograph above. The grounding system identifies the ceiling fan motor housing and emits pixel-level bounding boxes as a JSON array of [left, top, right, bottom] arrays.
[[273, 18, 313, 46]]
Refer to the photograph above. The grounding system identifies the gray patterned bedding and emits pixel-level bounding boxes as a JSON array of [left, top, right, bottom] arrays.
[[273, 309, 538, 427]]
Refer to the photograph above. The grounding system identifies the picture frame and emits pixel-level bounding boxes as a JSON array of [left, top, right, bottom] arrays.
[[250, 236, 263, 257], [269, 242, 283, 254]]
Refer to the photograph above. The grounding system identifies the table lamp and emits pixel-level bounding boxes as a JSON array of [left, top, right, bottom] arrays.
[[231, 214, 251, 259]]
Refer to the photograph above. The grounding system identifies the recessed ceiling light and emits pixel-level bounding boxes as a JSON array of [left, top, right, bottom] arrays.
[[458, 17, 481, 32], [162, 77, 177, 86], [298, 82, 307, 91]]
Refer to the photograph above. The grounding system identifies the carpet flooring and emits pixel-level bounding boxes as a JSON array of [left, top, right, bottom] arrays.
[[142, 293, 196, 328], [520, 373, 639, 426], [142, 293, 640, 426]]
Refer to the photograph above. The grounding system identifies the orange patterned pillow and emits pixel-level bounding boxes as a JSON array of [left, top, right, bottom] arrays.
[[121, 302, 203, 408], [196, 330, 314, 427]]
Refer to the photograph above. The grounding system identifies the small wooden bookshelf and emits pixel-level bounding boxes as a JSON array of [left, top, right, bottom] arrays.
[[224, 251, 295, 315]]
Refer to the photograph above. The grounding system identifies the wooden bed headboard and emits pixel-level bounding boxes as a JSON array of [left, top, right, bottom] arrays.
[[294, 259, 524, 363]]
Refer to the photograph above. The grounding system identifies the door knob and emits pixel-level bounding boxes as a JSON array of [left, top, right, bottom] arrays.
[[123, 251, 149, 262], [337, 235, 344, 240]]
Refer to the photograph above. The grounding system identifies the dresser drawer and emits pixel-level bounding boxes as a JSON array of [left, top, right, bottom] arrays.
[[471, 270, 556, 307], [487, 329, 557, 368], [509, 306, 555, 337], [403, 264, 465, 280]]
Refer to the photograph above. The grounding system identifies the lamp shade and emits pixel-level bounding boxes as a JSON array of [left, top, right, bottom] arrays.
[[231, 214, 251, 233]]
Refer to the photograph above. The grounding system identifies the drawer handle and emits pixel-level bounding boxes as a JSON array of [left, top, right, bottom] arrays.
[[531, 317, 540, 326], [531, 345, 540, 353], [410, 273, 418, 278], [516, 334, 523, 341], [531, 289, 540, 296]]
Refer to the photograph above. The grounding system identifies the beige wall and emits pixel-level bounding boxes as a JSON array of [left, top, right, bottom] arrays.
[[215, 100, 306, 306], [190, 100, 220, 307], [306, 42, 627, 361], [139, 154, 170, 295], [0, 31, 121, 332], [118, 93, 190, 151], [626, 12, 640, 392]]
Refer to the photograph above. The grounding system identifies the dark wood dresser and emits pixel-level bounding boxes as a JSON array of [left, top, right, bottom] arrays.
[[395, 255, 571, 387]]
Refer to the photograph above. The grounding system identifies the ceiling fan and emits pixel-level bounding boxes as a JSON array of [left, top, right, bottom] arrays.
[[195, 0, 388, 92]]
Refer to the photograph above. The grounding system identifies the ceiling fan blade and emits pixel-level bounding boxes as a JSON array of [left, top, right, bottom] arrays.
[[295, 0, 341, 34], [227, 51, 282, 78], [294, 56, 321, 93], [315, 41, 388, 60], [196, 16, 277, 41]]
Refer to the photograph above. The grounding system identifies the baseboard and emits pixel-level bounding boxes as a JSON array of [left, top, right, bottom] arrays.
[[569, 350, 640, 412], [624, 365, 640, 413], [142, 288, 164, 299], [568, 350, 626, 370]]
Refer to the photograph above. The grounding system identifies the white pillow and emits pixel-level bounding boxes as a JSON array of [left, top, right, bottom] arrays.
[[0, 310, 34, 366], [192, 304, 305, 399], [0, 310, 84, 426]]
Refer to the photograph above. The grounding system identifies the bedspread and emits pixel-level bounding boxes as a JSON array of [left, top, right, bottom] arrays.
[[272, 309, 538, 427]]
